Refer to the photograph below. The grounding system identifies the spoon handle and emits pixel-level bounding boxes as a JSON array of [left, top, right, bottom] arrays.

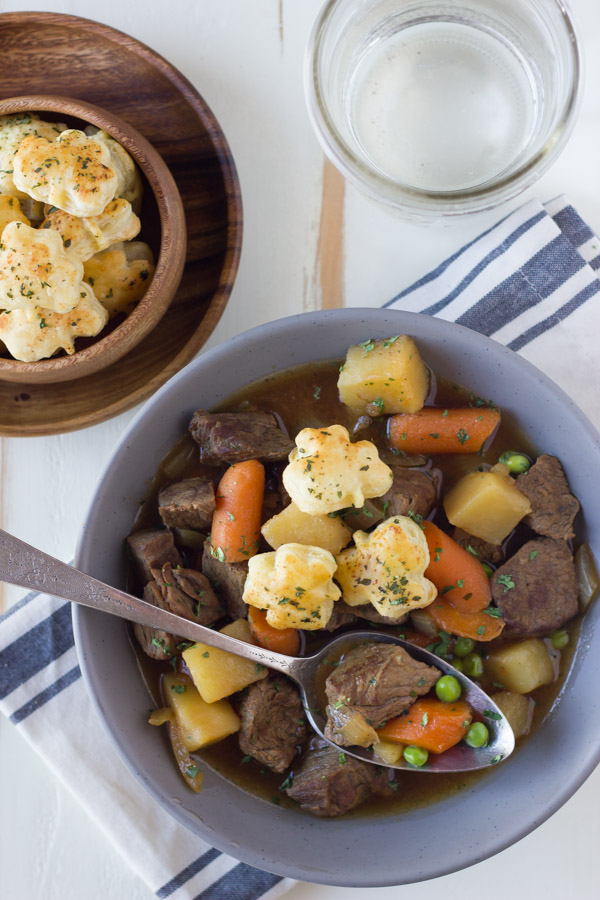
[[0, 528, 297, 676]]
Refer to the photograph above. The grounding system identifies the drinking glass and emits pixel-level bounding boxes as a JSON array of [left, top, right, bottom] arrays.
[[305, 0, 582, 218]]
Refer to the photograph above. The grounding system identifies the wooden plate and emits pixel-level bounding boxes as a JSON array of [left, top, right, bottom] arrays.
[[0, 12, 242, 436]]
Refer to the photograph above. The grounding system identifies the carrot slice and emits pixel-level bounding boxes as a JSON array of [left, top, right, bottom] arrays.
[[424, 595, 505, 642], [376, 699, 472, 753], [247, 606, 301, 656], [210, 459, 265, 563], [388, 407, 500, 455], [422, 520, 491, 612]]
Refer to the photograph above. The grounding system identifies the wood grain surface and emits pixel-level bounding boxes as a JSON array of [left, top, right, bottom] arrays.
[[0, 11, 242, 435]]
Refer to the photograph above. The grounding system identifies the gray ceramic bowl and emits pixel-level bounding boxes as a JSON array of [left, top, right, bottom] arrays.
[[73, 308, 600, 886]]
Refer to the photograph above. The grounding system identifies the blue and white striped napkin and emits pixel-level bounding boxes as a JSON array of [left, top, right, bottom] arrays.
[[1, 195, 599, 900]]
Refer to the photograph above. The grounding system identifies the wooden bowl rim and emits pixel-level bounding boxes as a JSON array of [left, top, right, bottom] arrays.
[[0, 92, 187, 383]]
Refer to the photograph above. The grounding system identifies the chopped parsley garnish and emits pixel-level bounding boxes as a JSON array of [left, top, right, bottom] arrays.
[[483, 710, 502, 721], [407, 510, 423, 527], [483, 606, 503, 617], [456, 428, 469, 445], [186, 765, 200, 778], [497, 574, 515, 592]]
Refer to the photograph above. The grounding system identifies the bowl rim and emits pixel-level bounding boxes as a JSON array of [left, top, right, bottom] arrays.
[[74, 308, 600, 885], [0, 93, 186, 382]]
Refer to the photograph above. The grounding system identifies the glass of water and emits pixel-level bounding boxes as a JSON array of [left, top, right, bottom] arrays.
[[305, 0, 582, 218]]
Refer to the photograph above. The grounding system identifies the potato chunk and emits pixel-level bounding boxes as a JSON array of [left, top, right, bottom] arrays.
[[491, 691, 534, 738], [182, 618, 267, 703], [373, 740, 405, 765], [443, 464, 531, 545], [261, 501, 351, 555], [163, 672, 240, 750], [485, 639, 555, 694], [338, 335, 429, 416]]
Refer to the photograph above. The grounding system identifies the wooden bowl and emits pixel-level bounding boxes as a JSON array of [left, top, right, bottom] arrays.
[[0, 93, 187, 384]]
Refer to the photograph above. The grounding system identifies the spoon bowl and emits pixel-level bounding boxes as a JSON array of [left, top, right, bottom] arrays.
[[0, 526, 514, 772]]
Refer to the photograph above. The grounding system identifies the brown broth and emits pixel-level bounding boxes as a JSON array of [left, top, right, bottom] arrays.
[[130, 357, 584, 816]]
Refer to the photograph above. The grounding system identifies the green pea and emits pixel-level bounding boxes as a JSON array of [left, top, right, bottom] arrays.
[[403, 745, 429, 767], [435, 675, 462, 702], [550, 630, 569, 649], [465, 722, 489, 748], [498, 451, 531, 474], [454, 637, 475, 657], [462, 652, 484, 679], [451, 658, 464, 673], [481, 562, 494, 578]]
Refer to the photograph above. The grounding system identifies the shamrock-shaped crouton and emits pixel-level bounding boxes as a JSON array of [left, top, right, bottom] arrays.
[[41, 198, 140, 262], [0, 113, 65, 199], [336, 516, 436, 618], [0, 282, 108, 361], [243, 543, 341, 630], [83, 241, 155, 317], [282, 424, 393, 515], [13, 129, 118, 217], [0, 221, 83, 313]]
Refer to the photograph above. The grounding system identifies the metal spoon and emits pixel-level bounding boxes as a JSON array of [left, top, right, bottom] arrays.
[[0, 528, 514, 772]]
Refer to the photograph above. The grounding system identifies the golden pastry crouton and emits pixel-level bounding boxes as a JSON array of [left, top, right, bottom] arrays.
[[41, 199, 141, 262], [83, 241, 155, 317], [0, 195, 29, 232], [243, 543, 341, 630], [282, 424, 393, 515], [0, 221, 84, 314], [0, 282, 108, 361], [336, 516, 436, 618], [0, 113, 65, 199], [13, 129, 118, 217]]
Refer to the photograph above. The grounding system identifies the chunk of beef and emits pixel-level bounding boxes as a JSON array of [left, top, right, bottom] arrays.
[[491, 538, 578, 636], [238, 676, 306, 772], [324, 642, 439, 745], [158, 477, 216, 531], [127, 528, 182, 584], [343, 500, 383, 532], [516, 455, 580, 541], [189, 409, 294, 465], [380, 467, 436, 519], [273, 462, 292, 509], [151, 563, 223, 626], [452, 527, 504, 566], [133, 582, 177, 660], [352, 604, 409, 627], [201, 539, 248, 619], [285, 737, 392, 817], [320, 600, 357, 632]]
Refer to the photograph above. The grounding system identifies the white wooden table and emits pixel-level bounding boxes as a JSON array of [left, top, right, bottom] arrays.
[[1, 1, 600, 898]]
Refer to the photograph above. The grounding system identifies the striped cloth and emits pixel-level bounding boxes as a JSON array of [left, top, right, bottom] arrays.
[[0, 195, 598, 899]]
